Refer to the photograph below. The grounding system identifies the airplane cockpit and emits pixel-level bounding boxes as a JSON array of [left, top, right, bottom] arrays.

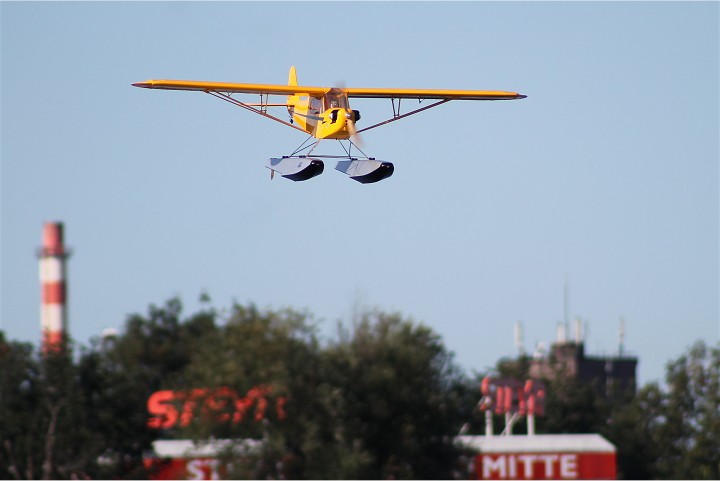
[[323, 90, 349, 110]]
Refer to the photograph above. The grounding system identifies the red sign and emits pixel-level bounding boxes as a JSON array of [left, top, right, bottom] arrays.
[[147, 386, 287, 429], [480, 377, 545, 416], [145, 458, 225, 480], [475, 452, 616, 480]]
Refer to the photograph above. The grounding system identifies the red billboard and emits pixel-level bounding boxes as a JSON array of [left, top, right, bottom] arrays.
[[459, 434, 616, 480], [475, 452, 615, 480], [145, 440, 259, 480], [145, 457, 224, 481]]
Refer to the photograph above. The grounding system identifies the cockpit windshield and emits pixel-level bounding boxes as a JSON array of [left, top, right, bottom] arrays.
[[323, 90, 348, 110]]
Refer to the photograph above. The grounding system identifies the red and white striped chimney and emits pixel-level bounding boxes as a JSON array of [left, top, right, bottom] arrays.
[[38, 222, 70, 352]]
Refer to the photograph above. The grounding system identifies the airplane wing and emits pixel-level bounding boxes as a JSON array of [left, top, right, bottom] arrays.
[[344, 87, 526, 101], [132, 80, 525, 100], [132, 79, 328, 96]]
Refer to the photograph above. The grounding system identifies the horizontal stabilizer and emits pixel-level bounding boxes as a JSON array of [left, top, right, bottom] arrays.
[[335, 159, 394, 184], [266, 157, 324, 181]]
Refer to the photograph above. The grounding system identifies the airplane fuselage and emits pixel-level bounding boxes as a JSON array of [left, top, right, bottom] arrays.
[[287, 89, 359, 140]]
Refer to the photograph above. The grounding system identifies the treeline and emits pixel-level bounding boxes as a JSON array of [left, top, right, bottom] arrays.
[[0, 297, 718, 479]]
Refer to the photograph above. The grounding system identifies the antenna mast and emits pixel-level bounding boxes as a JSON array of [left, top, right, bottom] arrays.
[[514, 321, 525, 356], [563, 275, 570, 343]]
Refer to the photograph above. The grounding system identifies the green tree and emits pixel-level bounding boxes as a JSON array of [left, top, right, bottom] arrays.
[[178, 303, 322, 478], [15, 295, 717, 480], [0, 335, 43, 479], [599, 383, 663, 480], [87, 296, 218, 475], [112, 297, 214, 391], [320, 310, 468, 479], [0, 296, 219, 479], [176, 305, 470, 479], [651, 341, 720, 479], [539, 374, 608, 435], [0, 336, 100, 479]]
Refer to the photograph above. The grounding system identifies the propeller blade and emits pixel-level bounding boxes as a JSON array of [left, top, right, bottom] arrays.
[[347, 113, 364, 148], [336, 81, 363, 147]]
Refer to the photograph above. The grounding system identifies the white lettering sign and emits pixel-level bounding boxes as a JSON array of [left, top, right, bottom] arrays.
[[186, 459, 220, 480], [483, 455, 507, 478], [560, 454, 578, 478], [480, 453, 579, 479]]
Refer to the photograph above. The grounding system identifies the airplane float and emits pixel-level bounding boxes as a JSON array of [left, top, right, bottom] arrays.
[[132, 67, 526, 183]]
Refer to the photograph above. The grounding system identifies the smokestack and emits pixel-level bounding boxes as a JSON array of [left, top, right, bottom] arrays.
[[38, 222, 71, 352]]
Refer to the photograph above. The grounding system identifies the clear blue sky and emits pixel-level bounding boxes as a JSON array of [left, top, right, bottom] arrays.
[[2, 2, 717, 386]]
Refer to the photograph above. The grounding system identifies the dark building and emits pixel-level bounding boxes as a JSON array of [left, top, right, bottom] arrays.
[[529, 340, 638, 399]]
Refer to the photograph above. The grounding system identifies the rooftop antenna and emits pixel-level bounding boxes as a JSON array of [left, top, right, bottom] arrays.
[[514, 320, 525, 355], [574, 317, 583, 344], [556, 321, 567, 343], [618, 317, 626, 356], [563, 275, 570, 343]]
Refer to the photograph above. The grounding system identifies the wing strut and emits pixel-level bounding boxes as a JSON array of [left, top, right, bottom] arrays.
[[357, 99, 451, 134], [204, 90, 308, 134]]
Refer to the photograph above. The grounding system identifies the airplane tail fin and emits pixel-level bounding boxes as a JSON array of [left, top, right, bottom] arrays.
[[287, 66, 298, 117]]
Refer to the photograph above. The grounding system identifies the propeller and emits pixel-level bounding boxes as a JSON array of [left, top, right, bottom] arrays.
[[346, 110, 364, 148], [334, 81, 364, 148]]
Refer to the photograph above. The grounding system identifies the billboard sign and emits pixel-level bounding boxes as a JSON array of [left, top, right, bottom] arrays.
[[458, 434, 616, 480], [144, 440, 260, 480], [147, 385, 286, 430]]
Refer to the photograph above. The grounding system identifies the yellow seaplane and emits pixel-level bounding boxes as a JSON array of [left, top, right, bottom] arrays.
[[133, 67, 526, 183]]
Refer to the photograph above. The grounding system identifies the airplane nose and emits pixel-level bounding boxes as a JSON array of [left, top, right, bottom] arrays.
[[132, 81, 152, 88]]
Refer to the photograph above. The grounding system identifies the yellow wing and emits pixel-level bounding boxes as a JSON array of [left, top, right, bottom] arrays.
[[132, 80, 525, 100], [345, 87, 525, 100], [132, 79, 328, 96]]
